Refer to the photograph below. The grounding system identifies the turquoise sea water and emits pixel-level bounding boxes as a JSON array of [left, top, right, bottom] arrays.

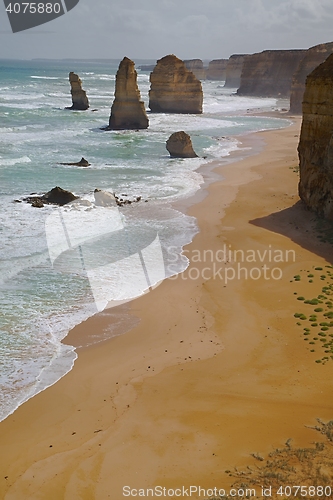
[[0, 58, 290, 421]]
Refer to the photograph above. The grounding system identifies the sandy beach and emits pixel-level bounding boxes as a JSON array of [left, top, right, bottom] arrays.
[[1, 115, 333, 500]]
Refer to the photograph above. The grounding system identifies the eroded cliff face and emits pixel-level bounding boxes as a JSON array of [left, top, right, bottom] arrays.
[[237, 50, 305, 97], [149, 55, 203, 114], [68, 72, 89, 110], [207, 59, 228, 81], [109, 57, 149, 130], [298, 53, 333, 220], [224, 55, 247, 88], [290, 42, 333, 114], [183, 59, 206, 80]]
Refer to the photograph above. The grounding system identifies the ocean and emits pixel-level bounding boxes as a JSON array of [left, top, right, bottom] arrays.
[[0, 58, 290, 422]]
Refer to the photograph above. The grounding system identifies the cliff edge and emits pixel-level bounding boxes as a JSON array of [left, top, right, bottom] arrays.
[[237, 50, 305, 97], [298, 53, 333, 220], [290, 42, 333, 114]]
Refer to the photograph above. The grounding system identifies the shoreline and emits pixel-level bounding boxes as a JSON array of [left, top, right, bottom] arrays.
[[1, 114, 333, 498]]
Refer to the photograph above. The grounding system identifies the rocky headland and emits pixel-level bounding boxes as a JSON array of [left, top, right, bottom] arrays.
[[237, 49, 306, 97], [298, 53, 333, 220], [166, 131, 198, 158], [67, 72, 89, 110], [183, 59, 206, 80], [149, 55, 203, 114], [207, 59, 228, 81], [224, 54, 247, 88], [108, 57, 149, 130], [290, 42, 333, 114]]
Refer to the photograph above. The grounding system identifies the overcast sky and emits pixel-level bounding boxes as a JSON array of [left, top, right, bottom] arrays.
[[1, 0, 333, 61]]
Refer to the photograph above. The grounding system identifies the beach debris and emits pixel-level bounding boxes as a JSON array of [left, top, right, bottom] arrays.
[[166, 131, 198, 158], [66, 72, 89, 110], [107, 57, 149, 130], [149, 54, 203, 114], [59, 157, 91, 167]]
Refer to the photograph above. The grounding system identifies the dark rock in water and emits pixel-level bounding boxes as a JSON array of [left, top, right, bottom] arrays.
[[31, 199, 44, 208], [24, 186, 78, 207], [44, 187, 78, 205], [59, 157, 91, 167], [66, 72, 89, 110], [166, 131, 198, 158]]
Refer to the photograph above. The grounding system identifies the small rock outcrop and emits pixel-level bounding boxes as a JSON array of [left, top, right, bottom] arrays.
[[224, 54, 247, 88], [290, 42, 333, 114], [207, 59, 228, 80], [237, 50, 306, 97], [298, 53, 333, 220], [59, 157, 90, 167], [67, 72, 89, 110], [24, 187, 78, 207], [108, 57, 149, 130], [166, 131, 198, 158], [183, 59, 206, 80], [149, 55, 203, 114]]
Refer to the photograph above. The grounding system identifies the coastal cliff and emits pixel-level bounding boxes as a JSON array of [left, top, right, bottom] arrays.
[[237, 50, 306, 97], [224, 55, 247, 88], [298, 53, 333, 220], [109, 57, 149, 130], [149, 55, 203, 114], [183, 59, 206, 80], [67, 72, 89, 110], [290, 42, 333, 114], [207, 59, 228, 81]]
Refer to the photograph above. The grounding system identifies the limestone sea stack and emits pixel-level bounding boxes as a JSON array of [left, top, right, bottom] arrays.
[[108, 57, 149, 130], [224, 55, 247, 88], [67, 72, 89, 110], [166, 131, 198, 158], [207, 59, 228, 80], [183, 59, 206, 80], [298, 53, 333, 220], [237, 49, 306, 97], [149, 55, 203, 114], [290, 42, 333, 114]]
